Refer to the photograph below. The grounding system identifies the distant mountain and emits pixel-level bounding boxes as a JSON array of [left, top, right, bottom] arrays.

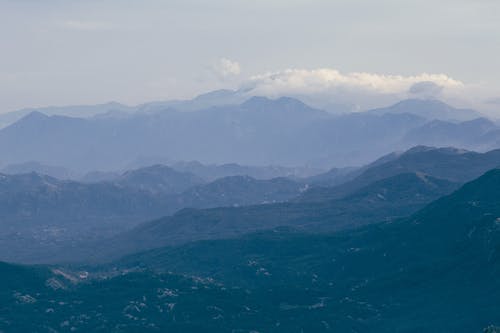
[[1, 97, 497, 171], [0, 112, 103, 170], [304, 166, 359, 187], [0, 90, 250, 130], [0, 170, 301, 238], [342, 171, 458, 204], [4, 145, 500, 264], [403, 117, 499, 149], [0, 90, 247, 129], [80, 170, 121, 183], [103, 171, 458, 259], [172, 175, 305, 208], [0, 97, 436, 171], [78, 161, 322, 183], [0, 97, 337, 171], [2, 170, 498, 332], [0, 172, 170, 262], [0, 172, 167, 232], [113, 165, 205, 195], [112, 169, 500, 331], [368, 98, 482, 121], [0, 172, 306, 263], [299, 146, 500, 202], [296, 111, 427, 167], [306, 149, 404, 188], [136, 89, 249, 113], [1, 161, 77, 180], [240, 96, 325, 115], [0, 102, 131, 128], [170, 160, 321, 181]]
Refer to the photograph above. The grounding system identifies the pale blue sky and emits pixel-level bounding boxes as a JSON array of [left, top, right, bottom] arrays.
[[1, 0, 499, 112]]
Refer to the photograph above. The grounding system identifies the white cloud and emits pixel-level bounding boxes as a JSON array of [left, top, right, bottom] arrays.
[[214, 58, 241, 78], [245, 68, 463, 96], [239, 68, 467, 112]]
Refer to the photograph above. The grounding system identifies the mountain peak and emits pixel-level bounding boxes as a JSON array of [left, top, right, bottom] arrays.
[[122, 164, 177, 175], [343, 171, 458, 202], [193, 89, 237, 101], [21, 111, 49, 122], [394, 98, 449, 108], [370, 98, 481, 121], [412, 168, 500, 228], [403, 145, 437, 154], [241, 96, 273, 107], [117, 164, 204, 194], [241, 96, 309, 110], [447, 168, 500, 203], [403, 145, 470, 156]]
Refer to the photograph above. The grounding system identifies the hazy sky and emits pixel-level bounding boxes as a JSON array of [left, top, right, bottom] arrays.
[[1, 0, 499, 113]]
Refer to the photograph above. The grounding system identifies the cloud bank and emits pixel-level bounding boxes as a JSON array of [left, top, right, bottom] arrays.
[[214, 58, 241, 78], [246, 69, 463, 95], [239, 68, 467, 112]]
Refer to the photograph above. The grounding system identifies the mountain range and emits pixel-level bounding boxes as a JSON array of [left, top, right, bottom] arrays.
[[299, 145, 500, 201], [368, 98, 482, 121], [0, 167, 305, 263], [91, 145, 500, 260], [99, 171, 458, 261], [4, 145, 500, 264], [2, 91, 500, 331], [115, 168, 500, 331], [1, 160, 321, 183], [2, 168, 500, 332], [0, 95, 496, 171]]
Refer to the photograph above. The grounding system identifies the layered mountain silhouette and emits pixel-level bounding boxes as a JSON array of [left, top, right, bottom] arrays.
[[403, 117, 498, 149], [0, 169, 305, 263], [113, 168, 500, 331], [0, 102, 131, 128], [171, 175, 305, 208], [2, 169, 500, 332], [0, 172, 167, 234], [72, 161, 319, 183], [96, 145, 500, 259], [0, 97, 496, 171], [168, 160, 320, 181], [114, 165, 205, 194], [299, 145, 500, 202], [2, 93, 500, 331], [4, 145, 500, 263], [102, 171, 458, 260], [1, 161, 76, 180], [368, 98, 482, 121]]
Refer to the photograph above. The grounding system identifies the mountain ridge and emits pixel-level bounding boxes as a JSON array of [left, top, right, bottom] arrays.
[[99, 170, 459, 261], [299, 145, 500, 202], [368, 98, 482, 121], [5, 168, 492, 332], [1, 97, 496, 171]]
